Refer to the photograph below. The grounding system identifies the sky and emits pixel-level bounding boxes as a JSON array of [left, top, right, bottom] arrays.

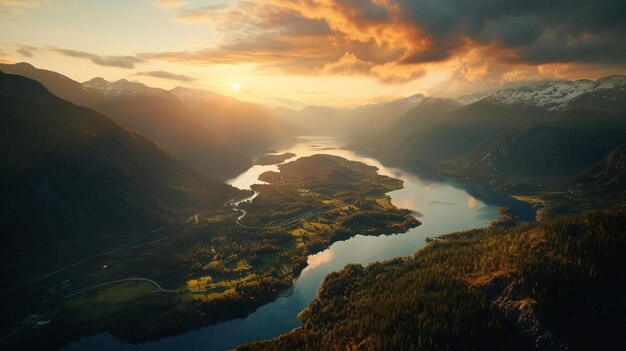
[[1, 0, 625, 108]]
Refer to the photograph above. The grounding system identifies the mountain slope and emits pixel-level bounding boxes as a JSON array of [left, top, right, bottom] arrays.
[[83, 78, 249, 179], [345, 94, 425, 141], [241, 209, 626, 351], [569, 142, 626, 206], [367, 99, 554, 162], [440, 82, 626, 180], [363, 76, 626, 168], [0, 71, 239, 253], [275, 95, 424, 139], [450, 108, 626, 178], [459, 76, 626, 110], [0, 62, 254, 180], [365, 97, 460, 152], [171, 87, 295, 155], [0, 62, 101, 106]]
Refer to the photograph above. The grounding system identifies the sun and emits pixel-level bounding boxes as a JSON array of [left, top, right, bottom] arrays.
[[231, 83, 240, 91]]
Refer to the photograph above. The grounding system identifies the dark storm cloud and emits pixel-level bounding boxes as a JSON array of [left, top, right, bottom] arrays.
[[147, 0, 626, 83], [334, 0, 389, 22], [394, 0, 626, 64]]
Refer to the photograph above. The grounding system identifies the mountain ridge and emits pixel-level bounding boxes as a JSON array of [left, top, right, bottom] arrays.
[[0, 71, 240, 256]]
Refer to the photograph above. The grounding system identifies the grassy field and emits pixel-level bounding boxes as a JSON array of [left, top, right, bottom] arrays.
[[64, 281, 157, 323]]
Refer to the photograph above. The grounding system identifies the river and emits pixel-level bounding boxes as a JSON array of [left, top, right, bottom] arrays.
[[63, 136, 534, 350]]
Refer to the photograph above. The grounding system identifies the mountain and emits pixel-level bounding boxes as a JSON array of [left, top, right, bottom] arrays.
[[0, 72, 240, 255], [0, 63, 287, 179], [275, 94, 424, 139], [0, 62, 101, 106], [346, 94, 425, 140], [569, 142, 626, 206], [364, 97, 460, 152], [362, 98, 554, 163], [171, 87, 295, 155], [564, 82, 626, 113], [83, 77, 168, 98], [459, 76, 626, 110], [440, 84, 626, 180], [362, 76, 626, 168], [451, 109, 626, 178], [83, 78, 248, 179], [275, 105, 350, 136]]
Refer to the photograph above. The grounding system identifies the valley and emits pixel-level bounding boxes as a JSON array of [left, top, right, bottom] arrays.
[[59, 137, 532, 351], [1, 138, 419, 350], [2, 59, 626, 351]]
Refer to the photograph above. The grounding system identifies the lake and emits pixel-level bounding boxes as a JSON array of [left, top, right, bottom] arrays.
[[63, 136, 534, 350]]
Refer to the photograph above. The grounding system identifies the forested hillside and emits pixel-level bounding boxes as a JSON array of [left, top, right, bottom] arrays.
[[445, 108, 626, 178], [241, 209, 626, 351]]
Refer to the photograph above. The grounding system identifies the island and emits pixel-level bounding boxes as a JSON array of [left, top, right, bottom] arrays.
[[5, 155, 419, 350], [253, 152, 296, 165]]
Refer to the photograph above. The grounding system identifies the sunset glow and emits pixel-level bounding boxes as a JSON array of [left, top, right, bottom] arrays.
[[1, 0, 624, 107], [3, 2, 626, 350]]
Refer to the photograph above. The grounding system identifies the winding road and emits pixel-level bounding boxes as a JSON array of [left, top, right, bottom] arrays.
[[64, 278, 182, 299]]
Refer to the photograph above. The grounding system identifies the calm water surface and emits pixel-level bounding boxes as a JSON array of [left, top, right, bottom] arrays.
[[63, 136, 534, 350]]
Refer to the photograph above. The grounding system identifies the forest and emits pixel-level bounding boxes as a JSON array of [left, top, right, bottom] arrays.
[[240, 209, 626, 351]]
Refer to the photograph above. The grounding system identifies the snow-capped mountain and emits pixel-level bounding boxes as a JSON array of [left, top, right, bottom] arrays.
[[83, 77, 169, 98], [403, 93, 426, 105], [456, 75, 626, 110], [455, 91, 491, 105]]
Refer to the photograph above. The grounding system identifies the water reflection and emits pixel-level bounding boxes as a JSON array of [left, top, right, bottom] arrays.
[[467, 196, 478, 208], [300, 249, 335, 276]]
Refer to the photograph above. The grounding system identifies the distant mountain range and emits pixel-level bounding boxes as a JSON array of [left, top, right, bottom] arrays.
[[273, 94, 425, 140], [0, 62, 295, 180], [3, 61, 625, 217], [457, 76, 626, 110], [355, 75, 626, 185]]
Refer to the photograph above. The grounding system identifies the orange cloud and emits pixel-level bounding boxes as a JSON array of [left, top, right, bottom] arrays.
[[145, 0, 626, 87]]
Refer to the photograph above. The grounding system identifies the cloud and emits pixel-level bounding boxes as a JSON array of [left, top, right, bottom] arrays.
[[16, 45, 37, 58], [135, 70, 196, 82], [145, 4, 341, 74], [320, 52, 372, 76], [153, 0, 186, 10], [149, 1, 424, 82], [51, 48, 144, 69], [0, 0, 41, 17], [320, 52, 425, 83], [146, 0, 626, 84], [394, 0, 626, 65]]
